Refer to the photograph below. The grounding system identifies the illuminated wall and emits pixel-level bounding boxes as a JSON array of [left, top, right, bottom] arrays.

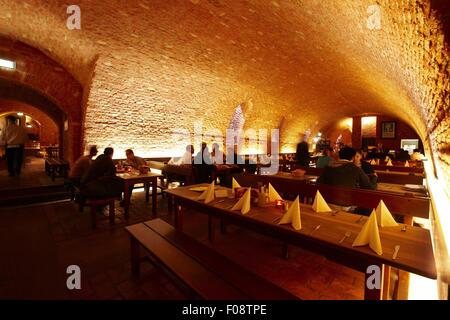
[[0, 0, 448, 191]]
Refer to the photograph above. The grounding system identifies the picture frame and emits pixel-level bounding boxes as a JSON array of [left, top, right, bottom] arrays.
[[381, 121, 396, 139]]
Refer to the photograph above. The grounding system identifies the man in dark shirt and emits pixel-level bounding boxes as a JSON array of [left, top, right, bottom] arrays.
[[81, 147, 123, 198], [317, 147, 377, 190]]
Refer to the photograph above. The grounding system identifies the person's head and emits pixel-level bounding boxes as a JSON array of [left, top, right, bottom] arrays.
[[201, 142, 207, 151], [104, 147, 114, 159], [125, 149, 134, 160], [413, 149, 419, 153], [186, 144, 194, 154], [212, 143, 220, 151], [339, 146, 356, 161], [323, 146, 333, 157], [88, 145, 98, 158], [353, 149, 363, 166], [6, 115, 17, 125]]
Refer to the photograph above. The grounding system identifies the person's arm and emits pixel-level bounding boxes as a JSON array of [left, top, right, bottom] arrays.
[[357, 167, 376, 190]]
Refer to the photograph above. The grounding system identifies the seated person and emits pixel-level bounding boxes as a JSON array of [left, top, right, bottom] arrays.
[[193, 142, 214, 183], [168, 144, 194, 165], [81, 147, 123, 198], [316, 147, 334, 168], [68, 145, 98, 186], [396, 149, 411, 162], [354, 149, 377, 185], [124, 149, 146, 169], [411, 148, 425, 161], [211, 143, 224, 165], [317, 147, 376, 190]]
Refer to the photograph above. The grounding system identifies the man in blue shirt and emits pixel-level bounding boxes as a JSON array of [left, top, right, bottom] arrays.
[[316, 147, 334, 168]]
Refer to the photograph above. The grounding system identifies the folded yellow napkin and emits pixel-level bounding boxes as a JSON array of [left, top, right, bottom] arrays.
[[278, 196, 301, 230], [197, 181, 215, 204], [370, 159, 376, 165], [232, 177, 241, 191], [404, 161, 409, 167], [376, 200, 398, 227], [268, 183, 282, 202], [386, 159, 393, 166], [352, 210, 383, 255], [312, 190, 331, 212], [231, 187, 251, 214]]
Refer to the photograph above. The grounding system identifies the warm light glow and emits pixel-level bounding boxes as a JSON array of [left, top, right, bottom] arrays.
[[361, 116, 377, 137], [0, 58, 15, 70], [339, 117, 353, 131], [17, 112, 24, 117], [408, 274, 438, 300]]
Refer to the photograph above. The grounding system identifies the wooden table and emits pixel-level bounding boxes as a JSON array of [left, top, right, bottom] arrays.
[[166, 184, 437, 300], [377, 182, 428, 198], [116, 172, 163, 219]]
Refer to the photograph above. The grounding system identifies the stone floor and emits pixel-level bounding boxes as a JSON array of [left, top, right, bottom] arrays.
[[0, 189, 365, 300], [0, 157, 63, 191]]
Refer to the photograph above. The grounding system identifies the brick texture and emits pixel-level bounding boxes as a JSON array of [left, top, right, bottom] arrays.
[[0, 0, 448, 190], [0, 100, 59, 146]]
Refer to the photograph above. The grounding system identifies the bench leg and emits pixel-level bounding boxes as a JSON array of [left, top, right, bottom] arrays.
[[130, 237, 140, 277], [364, 264, 388, 300], [175, 202, 183, 231], [90, 206, 97, 228], [167, 195, 173, 216], [144, 182, 150, 203], [282, 242, 289, 260], [220, 219, 227, 234], [208, 215, 215, 242], [109, 201, 115, 225]]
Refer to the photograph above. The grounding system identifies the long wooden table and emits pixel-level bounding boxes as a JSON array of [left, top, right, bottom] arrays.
[[234, 173, 430, 220], [166, 184, 436, 300], [116, 172, 163, 218]]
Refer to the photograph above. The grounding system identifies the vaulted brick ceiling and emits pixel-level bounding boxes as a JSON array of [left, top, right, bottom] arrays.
[[0, 0, 449, 183]]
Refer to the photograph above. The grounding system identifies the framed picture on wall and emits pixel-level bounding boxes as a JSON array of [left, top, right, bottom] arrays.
[[381, 121, 396, 139]]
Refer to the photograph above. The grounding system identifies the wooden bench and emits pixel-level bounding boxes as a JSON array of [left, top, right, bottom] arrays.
[[126, 218, 299, 300], [86, 197, 120, 228], [45, 158, 70, 181], [233, 173, 430, 221]]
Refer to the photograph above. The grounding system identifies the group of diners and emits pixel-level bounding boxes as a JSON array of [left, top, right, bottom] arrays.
[[168, 142, 257, 185], [68, 146, 146, 199]]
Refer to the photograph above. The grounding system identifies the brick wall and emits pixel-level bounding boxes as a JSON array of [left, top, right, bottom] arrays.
[[0, 100, 59, 146], [0, 0, 448, 192], [0, 36, 83, 162]]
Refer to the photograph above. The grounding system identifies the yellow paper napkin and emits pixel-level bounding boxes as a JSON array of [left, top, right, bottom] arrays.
[[352, 210, 383, 255], [268, 183, 282, 202], [386, 159, 393, 166], [278, 196, 301, 230], [231, 187, 251, 214], [404, 161, 409, 167], [232, 177, 241, 191], [197, 181, 215, 204], [312, 190, 331, 212], [375, 200, 398, 227]]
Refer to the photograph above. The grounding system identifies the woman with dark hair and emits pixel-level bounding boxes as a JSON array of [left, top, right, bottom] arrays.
[[296, 141, 310, 167]]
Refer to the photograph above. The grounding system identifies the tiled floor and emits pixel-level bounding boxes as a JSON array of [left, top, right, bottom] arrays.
[[0, 189, 365, 300]]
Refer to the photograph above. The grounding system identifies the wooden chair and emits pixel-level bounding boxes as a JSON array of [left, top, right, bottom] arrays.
[[86, 197, 120, 228]]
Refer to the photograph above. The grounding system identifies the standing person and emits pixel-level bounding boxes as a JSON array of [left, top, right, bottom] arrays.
[[211, 143, 224, 165], [69, 145, 98, 186], [296, 140, 310, 167], [0, 115, 28, 177], [316, 146, 334, 168]]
